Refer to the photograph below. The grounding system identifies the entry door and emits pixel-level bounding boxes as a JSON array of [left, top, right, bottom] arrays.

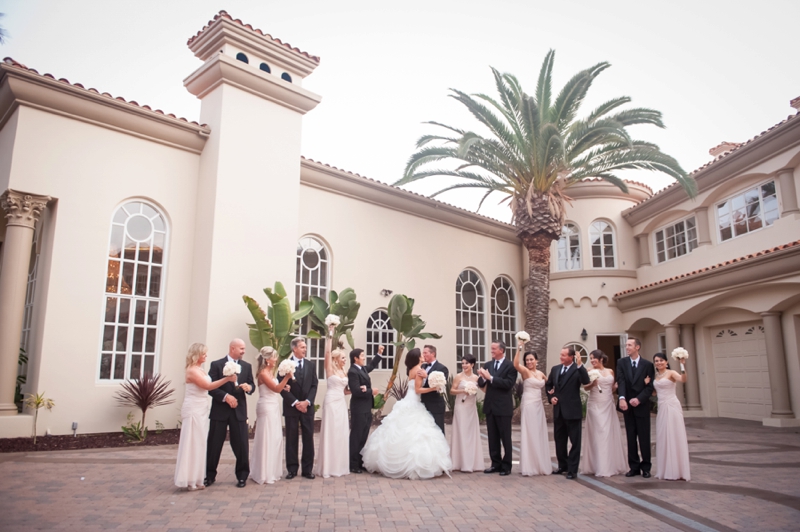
[[712, 322, 771, 421]]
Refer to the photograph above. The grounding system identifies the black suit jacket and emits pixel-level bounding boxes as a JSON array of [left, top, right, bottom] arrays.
[[546, 363, 590, 420], [616, 356, 655, 418], [478, 358, 518, 417], [280, 358, 319, 417], [348, 352, 383, 415], [420, 360, 449, 414], [208, 356, 255, 422]]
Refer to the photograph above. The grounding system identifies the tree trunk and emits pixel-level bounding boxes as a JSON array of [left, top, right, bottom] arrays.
[[520, 232, 556, 373]]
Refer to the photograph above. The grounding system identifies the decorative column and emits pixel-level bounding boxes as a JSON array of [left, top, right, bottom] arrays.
[[636, 233, 651, 267], [694, 207, 712, 246], [0, 190, 50, 416], [664, 324, 685, 407], [680, 324, 702, 411], [761, 312, 795, 421], [777, 168, 799, 216]]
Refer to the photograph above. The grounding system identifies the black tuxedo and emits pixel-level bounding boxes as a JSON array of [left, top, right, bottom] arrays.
[[347, 352, 383, 470], [280, 357, 318, 476], [421, 360, 449, 433], [546, 362, 590, 475], [616, 355, 655, 473], [206, 356, 255, 483], [478, 358, 517, 473]]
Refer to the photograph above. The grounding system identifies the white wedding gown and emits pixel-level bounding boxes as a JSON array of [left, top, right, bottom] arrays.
[[361, 385, 452, 480]]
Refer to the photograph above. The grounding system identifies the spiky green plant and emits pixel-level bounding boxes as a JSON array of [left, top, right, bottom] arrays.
[[243, 281, 313, 360], [114, 373, 174, 440], [305, 288, 360, 349], [24, 392, 54, 445]]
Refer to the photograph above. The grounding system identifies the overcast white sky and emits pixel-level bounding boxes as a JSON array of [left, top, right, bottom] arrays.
[[1, 0, 798, 221]]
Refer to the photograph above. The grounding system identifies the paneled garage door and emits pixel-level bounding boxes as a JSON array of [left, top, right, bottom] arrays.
[[712, 322, 771, 421]]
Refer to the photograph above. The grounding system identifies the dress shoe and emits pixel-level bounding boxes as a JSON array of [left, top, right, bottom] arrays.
[[203, 478, 215, 487], [566, 473, 576, 480], [285, 472, 297, 480], [642, 471, 651, 478], [553, 468, 567, 475], [236, 479, 246, 488], [625, 470, 640, 477], [302, 473, 316, 480], [483, 467, 500, 474], [350, 468, 363, 474], [499, 470, 511, 476]]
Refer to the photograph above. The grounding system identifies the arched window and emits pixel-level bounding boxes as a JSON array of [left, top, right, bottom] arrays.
[[235, 52, 249, 64], [456, 270, 486, 363], [490, 277, 516, 357], [259, 62, 271, 73], [590, 220, 616, 268], [366, 310, 395, 370], [557, 223, 581, 271], [296, 237, 329, 378], [281, 72, 293, 83], [100, 201, 167, 380]]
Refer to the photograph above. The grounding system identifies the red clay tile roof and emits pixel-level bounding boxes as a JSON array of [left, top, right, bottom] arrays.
[[1, 57, 209, 129], [301, 156, 514, 226], [614, 240, 800, 298], [188, 11, 320, 64], [791, 96, 800, 109]]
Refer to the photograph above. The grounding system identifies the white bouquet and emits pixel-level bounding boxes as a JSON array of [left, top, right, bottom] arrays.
[[325, 314, 341, 328], [515, 330, 530, 343], [222, 361, 241, 377], [428, 370, 447, 394], [462, 381, 478, 402], [587, 369, 603, 393], [671, 347, 689, 372], [277, 359, 297, 377]]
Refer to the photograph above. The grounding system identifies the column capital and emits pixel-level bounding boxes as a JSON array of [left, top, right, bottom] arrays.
[[0, 189, 51, 229], [760, 311, 782, 318]]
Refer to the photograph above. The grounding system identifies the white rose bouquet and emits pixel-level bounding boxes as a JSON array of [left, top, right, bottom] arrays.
[[587, 369, 603, 393], [515, 330, 530, 343], [671, 347, 689, 372], [277, 359, 297, 378], [462, 381, 478, 402], [427, 370, 447, 394], [325, 314, 341, 330], [222, 361, 241, 377]]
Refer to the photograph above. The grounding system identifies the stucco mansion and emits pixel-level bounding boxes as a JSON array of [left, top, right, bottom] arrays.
[[0, 12, 798, 437]]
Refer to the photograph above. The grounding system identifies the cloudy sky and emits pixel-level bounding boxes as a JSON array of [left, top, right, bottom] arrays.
[[1, 0, 798, 221]]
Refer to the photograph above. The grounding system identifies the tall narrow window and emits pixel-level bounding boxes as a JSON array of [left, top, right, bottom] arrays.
[[717, 180, 779, 242], [590, 220, 616, 268], [296, 237, 329, 378], [655, 216, 698, 263], [100, 201, 167, 380], [456, 270, 486, 363], [18, 222, 41, 408], [557, 223, 581, 271], [366, 310, 395, 370], [491, 277, 516, 358]]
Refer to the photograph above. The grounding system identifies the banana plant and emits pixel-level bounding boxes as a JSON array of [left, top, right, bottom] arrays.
[[380, 294, 441, 407], [305, 288, 360, 349], [243, 281, 312, 360]]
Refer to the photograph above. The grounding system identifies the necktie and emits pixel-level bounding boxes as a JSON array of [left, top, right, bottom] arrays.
[[561, 366, 566, 375], [632, 360, 637, 369]]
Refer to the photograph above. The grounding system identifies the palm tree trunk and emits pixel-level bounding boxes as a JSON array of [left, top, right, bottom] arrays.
[[521, 233, 555, 373]]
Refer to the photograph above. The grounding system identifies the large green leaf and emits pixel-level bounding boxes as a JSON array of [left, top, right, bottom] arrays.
[[345, 329, 355, 350], [388, 294, 408, 333], [291, 300, 313, 322], [271, 297, 293, 339], [274, 281, 288, 298], [242, 296, 274, 349]]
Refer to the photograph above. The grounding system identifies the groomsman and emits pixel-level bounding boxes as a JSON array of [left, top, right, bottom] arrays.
[[420, 345, 449, 434], [546, 346, 590, 479], [281, 337, 318, 479], [206, 338, 255, 488], [617, 336, 655, 478], [478, 341, 517, 476], [348, 345, 383, 473]]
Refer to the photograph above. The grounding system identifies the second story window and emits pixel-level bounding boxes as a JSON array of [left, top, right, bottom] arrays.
[[590, 220, 616, 269], [655, 217, 698, 263], [557, 223, 581, 271], [717, 181, 778, 242]]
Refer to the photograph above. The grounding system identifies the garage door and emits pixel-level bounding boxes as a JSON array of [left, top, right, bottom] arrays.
[[712, 322, 772, 421]]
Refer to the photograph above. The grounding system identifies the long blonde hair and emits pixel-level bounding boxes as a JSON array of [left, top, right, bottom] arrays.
[[186, 343, 207, 368], [257, 346, 277, 374]]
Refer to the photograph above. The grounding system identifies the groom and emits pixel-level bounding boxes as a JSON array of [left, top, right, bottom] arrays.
[[348, 345, 383, 473], [420, 345, 449, 434], [281, 337, 318, 479], [478, 341, 517, 476], [617, 336, 655, 478], [206, 338, 254, 488], [546, 346, 590, 479]]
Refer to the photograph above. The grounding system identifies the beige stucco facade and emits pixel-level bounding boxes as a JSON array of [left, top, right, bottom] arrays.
[[0, 11, 798, 437]]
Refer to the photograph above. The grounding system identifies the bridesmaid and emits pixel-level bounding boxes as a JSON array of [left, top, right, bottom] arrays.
[[513, 341, 551, 476], [581, 350, 627, 477], [313, 324, 352, 478], [174, 343, 236, 490], [653, 352, 691, 481], [449, 354, 484, 472], [250, 346, 293, 485]]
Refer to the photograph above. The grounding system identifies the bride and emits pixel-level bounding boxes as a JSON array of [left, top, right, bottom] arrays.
[[361, 348, 452, 479]]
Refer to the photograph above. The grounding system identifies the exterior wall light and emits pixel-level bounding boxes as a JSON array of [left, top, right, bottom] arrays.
[[380, 289, 393, 297], [580, 329, 588, 341]]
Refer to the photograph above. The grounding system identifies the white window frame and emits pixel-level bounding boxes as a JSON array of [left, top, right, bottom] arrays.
[[98, 200, 169, 382], [295, 236, 330, 379], [589, 220, 617, 269], [490, 276, 517, 357], [715, 179, 780, 243], [557, 223, 582, 271], [654, 215, 698, 264], [366, 309, 395, 370], [456, 269, 487, 364], [564, 342, 589, 365]]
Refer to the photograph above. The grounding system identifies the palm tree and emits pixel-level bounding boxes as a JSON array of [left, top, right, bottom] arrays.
[[0, 14, 8, 44], [395, 50, 697, 370]]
